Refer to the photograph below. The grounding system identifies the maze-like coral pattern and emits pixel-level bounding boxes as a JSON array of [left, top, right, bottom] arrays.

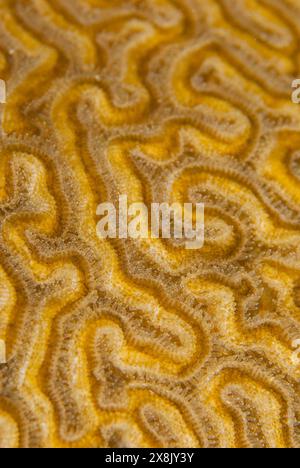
[[0, 0, 300, 449]]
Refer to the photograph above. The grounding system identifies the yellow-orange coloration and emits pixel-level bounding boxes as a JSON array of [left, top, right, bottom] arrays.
[[0, 0, 299, 449]]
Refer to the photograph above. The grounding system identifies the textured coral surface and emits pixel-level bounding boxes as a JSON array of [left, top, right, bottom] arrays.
[[0, 0, 300, 449]]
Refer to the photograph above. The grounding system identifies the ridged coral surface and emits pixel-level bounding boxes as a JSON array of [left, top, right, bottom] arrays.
[[0, 0, 300, 449]]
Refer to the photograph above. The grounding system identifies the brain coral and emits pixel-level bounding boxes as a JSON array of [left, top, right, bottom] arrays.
[[0, 0, 299, 449]]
